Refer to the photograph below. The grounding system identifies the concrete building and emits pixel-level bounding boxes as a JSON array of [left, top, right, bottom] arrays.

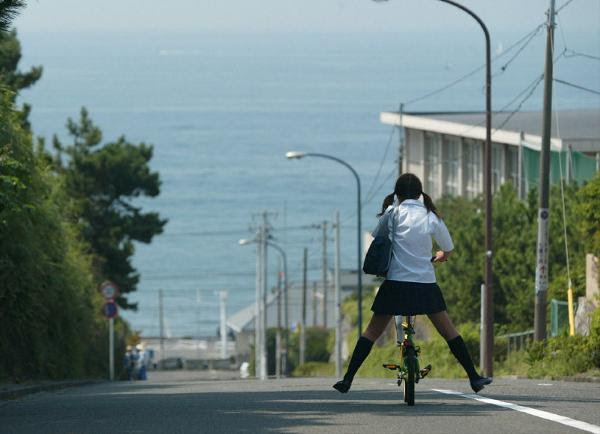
[[380, 109, 599, 199]]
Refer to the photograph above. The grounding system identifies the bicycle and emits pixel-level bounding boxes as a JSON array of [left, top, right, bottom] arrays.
[[382, 315, 431, 406]]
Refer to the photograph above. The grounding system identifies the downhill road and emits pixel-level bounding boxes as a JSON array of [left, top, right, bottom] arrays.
[[1, 371, 599, 433]]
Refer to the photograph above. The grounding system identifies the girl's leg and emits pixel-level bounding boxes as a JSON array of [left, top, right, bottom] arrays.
[[428, 311, 491, 393], [333, 314, 392, 393], [362, 314, 394, 342], [427, 310, 459, 341]]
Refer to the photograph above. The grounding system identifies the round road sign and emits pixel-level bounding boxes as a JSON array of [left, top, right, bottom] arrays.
[[99, 281, 120, 300], [103, 301, 118, 319]]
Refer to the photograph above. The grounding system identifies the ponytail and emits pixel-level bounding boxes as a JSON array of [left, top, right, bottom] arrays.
[[392, 173, 442, 218], [421, 192, 441, 218], [377, 193, 395, 217]]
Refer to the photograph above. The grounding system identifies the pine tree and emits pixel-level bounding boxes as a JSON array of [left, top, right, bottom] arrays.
[[53, 108, 167, 309]]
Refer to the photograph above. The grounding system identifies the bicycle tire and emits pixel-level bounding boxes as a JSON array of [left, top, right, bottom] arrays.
[[403, 346, 416, 406]]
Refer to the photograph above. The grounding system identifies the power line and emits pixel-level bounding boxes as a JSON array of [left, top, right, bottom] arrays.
[[564, 49, 600, 62], [401, 21, 546, 107], [554, 78, 600, 95], [364, 124, 396, 202], [365, 166, 397, 206], [493, 75, 545, 132], [492, 24, 545, 79], [400, 0, 579, 109], [556, 0, 576, 14], [162, 229, 252, 237]]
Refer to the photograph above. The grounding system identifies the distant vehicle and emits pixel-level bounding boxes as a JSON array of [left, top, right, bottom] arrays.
[[161, 357, 184, 370]]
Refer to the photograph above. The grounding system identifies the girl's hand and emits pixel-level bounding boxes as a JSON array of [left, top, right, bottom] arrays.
[[432, 250, 451, 263]]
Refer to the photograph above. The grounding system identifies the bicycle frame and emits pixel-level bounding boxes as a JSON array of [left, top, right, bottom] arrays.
[[383, 315, 431, 405]]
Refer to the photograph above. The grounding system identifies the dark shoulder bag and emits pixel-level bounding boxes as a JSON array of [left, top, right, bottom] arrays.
[[362, 207, 395, 277]]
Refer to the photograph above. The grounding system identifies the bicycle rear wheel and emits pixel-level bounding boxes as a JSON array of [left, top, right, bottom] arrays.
[[403, 347, 416, 406]]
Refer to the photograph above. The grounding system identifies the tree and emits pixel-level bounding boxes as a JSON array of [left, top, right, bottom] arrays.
[[577, 172, 600, 258], [0, 28, 43, 129], [1, 0, 132, 381], [0, 0, 24, 33], [435, 182, 587, 330], [53, 108, 167, 309]]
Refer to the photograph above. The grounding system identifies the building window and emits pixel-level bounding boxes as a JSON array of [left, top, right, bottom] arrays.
[[506, 145, 519, 190], [492, 143, 505, 193], [464, 139, 482, 199], [442, 135, 460, 196], [424, 132, 441, 199]]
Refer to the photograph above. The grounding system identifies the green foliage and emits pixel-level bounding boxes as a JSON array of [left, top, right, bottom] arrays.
[[526, 329, 599, 379], [293, 361, 335, 377], [576, 172, 600, 258], [0, 29, 42, 92], [436, 183, 588, 330], [525, 307, 600, 379], [52, 108, 167, 309], [0, 28, 42, 129], [0, 19, 135, 381], [0, 90, 122, 380], [0, 1, 25, 33], [249, 326, 334, 376]]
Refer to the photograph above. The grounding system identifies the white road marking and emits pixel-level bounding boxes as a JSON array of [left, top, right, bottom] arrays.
[[537, 383, 554, 386], [432, 388, 600, 434]]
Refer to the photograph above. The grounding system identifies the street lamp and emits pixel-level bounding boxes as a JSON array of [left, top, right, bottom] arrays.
[[286, 151, 364, 338], [264, 240, 289, 377], [239, 238, 265, 379], [239, 238, 290, 377], [373, 0, 493, 377]]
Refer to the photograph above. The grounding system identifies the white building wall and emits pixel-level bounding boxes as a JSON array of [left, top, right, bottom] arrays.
[[406, 128, 425, 180]]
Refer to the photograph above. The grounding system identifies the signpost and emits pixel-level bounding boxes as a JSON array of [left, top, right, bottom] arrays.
[[100, 281, 120, 381]]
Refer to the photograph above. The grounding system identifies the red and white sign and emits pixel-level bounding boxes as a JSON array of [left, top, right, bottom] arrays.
[[99, 281, 120, 300]]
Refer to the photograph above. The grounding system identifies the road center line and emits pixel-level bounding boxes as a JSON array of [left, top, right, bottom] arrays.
[[432, 388, 600, 434]]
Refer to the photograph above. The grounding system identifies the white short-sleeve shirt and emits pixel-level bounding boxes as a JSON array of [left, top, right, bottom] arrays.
[[372, 198, 454, 283]]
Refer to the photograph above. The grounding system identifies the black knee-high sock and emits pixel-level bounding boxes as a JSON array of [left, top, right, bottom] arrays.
[[343, 336, 374, 382], [447, 335, 479, 381]]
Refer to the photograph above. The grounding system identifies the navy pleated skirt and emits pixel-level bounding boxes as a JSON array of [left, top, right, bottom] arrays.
[[370, 280, 447, 315]]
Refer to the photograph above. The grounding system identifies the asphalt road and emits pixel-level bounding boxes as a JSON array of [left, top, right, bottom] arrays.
[[1, 371, 599, 433]]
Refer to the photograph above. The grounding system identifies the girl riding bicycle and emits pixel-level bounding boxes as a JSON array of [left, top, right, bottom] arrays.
[[334, 173, 492, 394]]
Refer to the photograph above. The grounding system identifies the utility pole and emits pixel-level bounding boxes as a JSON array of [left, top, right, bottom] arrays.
[[398, 103, 404, 177], [260, 212, 269, 379], [275, 259, 282, 378], [334, 210, 342, 378], [312, 281, 318, 327], [219, 291, 228, 359], [159, 289, 165, 368], [282, 246, 290, 377], [534, 0, 556, 341], [322, 221, 328, 328], [108, 317, 114, 381], [300, 247, 307, 365], [254, 228, 261, 378]]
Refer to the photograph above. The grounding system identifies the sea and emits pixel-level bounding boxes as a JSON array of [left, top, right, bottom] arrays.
[[18, 28, 599, 338]]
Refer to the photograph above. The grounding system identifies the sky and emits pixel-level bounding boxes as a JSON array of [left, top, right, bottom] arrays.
[[14, 0, 600, 37]]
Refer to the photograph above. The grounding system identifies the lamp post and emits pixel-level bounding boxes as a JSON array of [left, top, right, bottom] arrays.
[[239, 238, 290, 377], [264, 240, 289, 377], [286, 151, 364, 338], [373, 0, 493, 376], [239, 237, 265, 379]]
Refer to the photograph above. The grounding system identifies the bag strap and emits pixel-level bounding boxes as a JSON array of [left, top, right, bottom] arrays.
[[389, 205, 396, 243]]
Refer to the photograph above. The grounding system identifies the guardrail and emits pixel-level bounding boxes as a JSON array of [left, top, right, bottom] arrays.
[[500, 329, 535, 354]]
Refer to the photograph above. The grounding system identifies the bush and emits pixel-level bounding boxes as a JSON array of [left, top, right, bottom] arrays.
[[525, 308, 600, 379]]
